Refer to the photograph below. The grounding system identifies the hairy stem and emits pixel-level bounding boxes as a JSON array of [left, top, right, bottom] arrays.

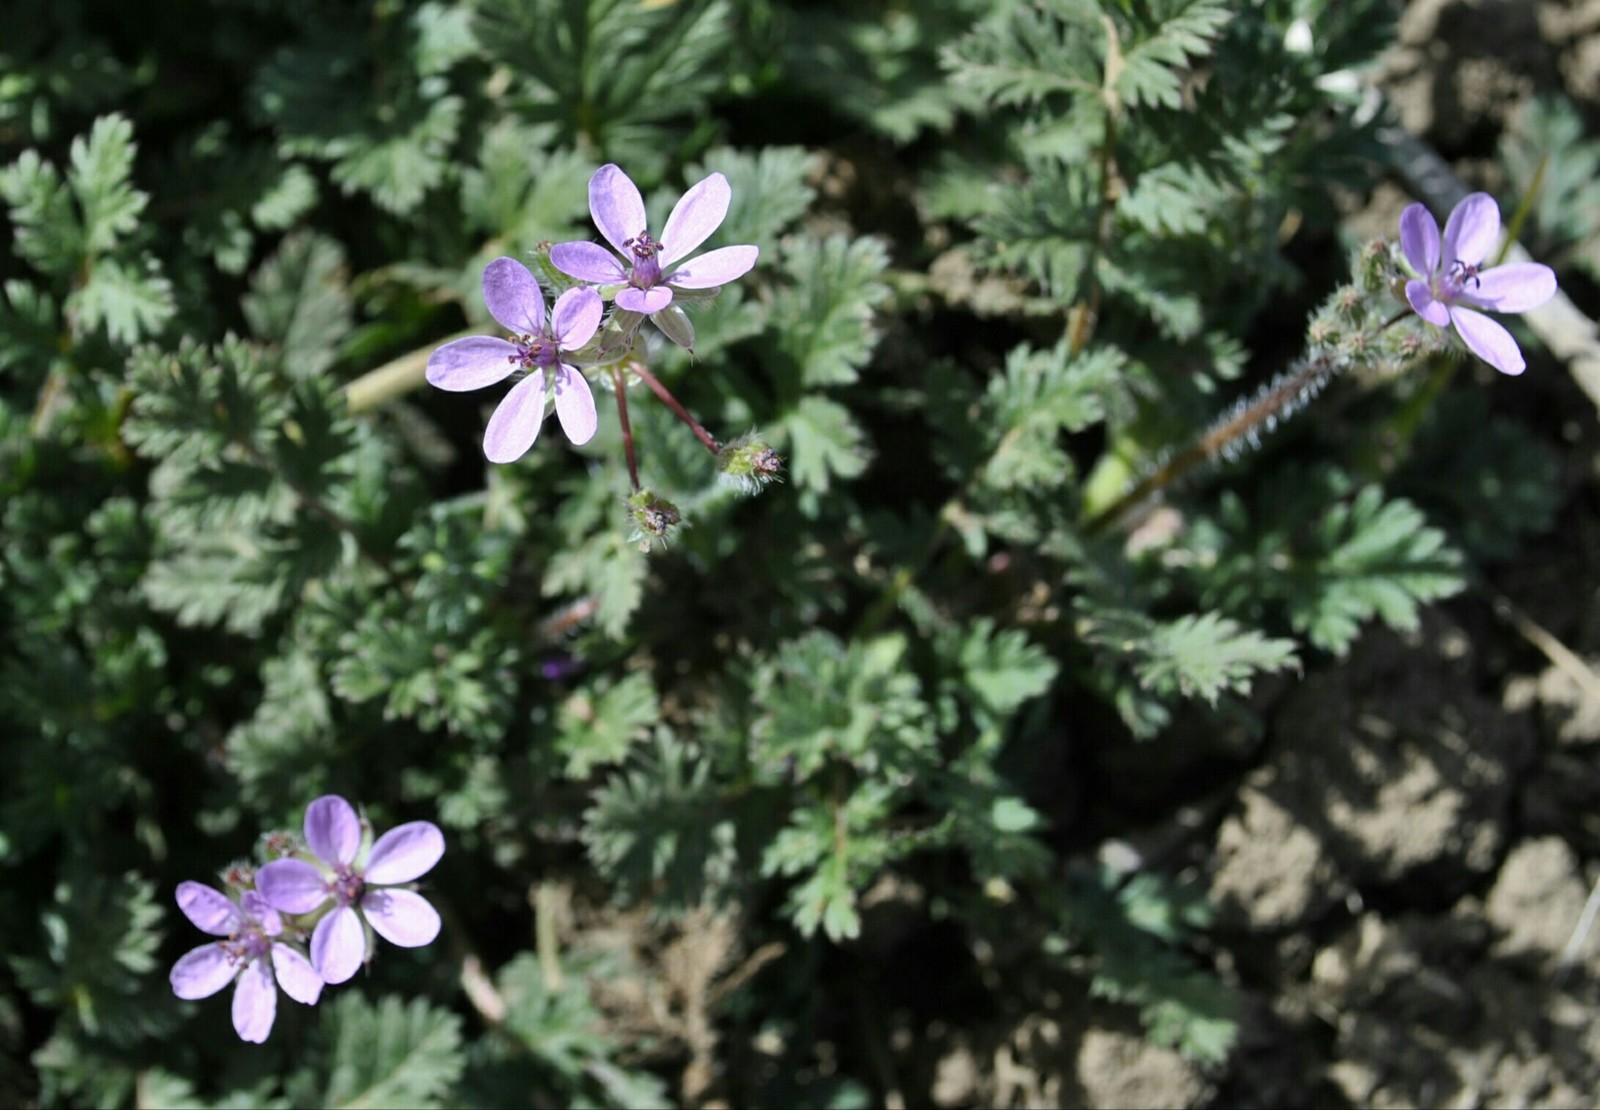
[[1083, 350, 1343, 536]]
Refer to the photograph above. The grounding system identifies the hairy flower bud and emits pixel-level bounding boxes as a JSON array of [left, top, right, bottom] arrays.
[[718, 435, 783, 491], [627, 489, 683, 549]]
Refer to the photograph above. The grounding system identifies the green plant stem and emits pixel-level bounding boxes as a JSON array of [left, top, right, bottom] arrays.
[[342, 328, 475, 415]]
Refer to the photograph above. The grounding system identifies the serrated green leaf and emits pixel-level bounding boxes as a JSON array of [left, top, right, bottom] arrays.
[[70, 256, 174, 344], [314, 994, 464, 1110], [252, 162, 319, 230], [773, 236, 890, 388], [0, 149, 83, 276], [955, 617, 1059, 716], [583, 734, 733, 915], [476, 0, 733, 174], [556, 671, 658, 779], [413, 1, 478, 76], [1291, 487, 1465, 654], [981, 341, 1122, 491], [1111, 1, 1231, 110], [11, 869, 170, 1045], [946, 0, 1101, 108], [1134, 612, 1298, 705], [242, 231, 353, 379], [0, 278, 58, 374], [327, 95, 462, 216], [458, 121, 592, 244], [782, 395, 868, 494], [69, 113, 144, 253]]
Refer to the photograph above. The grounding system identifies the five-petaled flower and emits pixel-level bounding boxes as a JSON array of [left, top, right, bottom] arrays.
[[256, 795, 445, 985], [426, 257, 604, 463], [168, 882, 323, 1044], [1399, 192, 1557, 376], [550, 164, 758, 346]]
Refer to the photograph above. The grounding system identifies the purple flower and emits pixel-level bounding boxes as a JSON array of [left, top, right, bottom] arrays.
[[550, 164, 758, 343], [1400, 193, 1557, 376], [426, 257, 605, 462], [168, 882, 322, 1044], [256, 796, 445, 985]]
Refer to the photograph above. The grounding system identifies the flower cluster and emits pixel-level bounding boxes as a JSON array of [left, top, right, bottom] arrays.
[[426, 164, 759, 466], [169, 795, 444, 1043]]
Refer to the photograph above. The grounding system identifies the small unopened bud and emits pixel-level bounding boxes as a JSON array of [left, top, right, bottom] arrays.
[[222, 861, 256, 891], [650, 304, 696, 350], [261, 830, 298, 859], [718, 435, 783, 492], [627, 489, 683, 550], [1356, 237, 1390, 292]]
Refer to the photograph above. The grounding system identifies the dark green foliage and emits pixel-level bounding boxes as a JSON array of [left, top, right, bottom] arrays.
[[1193, 469, 1466, 656], [1066, 866, 1239, 1063], [0, 0, 1567, 1103], [300, 994, 465, 1108]]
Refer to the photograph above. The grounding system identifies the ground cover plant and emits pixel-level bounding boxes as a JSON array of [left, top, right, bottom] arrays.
[[4, 0, 1598, 1104]]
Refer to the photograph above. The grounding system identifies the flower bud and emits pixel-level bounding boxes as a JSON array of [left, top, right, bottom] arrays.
[[626, 489, 683, 549], [718, 435, 783, 491]]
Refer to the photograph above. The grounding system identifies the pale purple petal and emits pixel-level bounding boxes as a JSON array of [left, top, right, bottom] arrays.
[[362, 889, 442, 948], [552, 287, 603, 350], [231, 960, 276, 1043], [1399, 203, 1440, 276], [668, 245, 759, 289], [483, 370, 547, 464], [256, 859, 330, 915], [176, 882, 243, 937], [616, 286, 673, 314], [271, 943, 323, 1005], [1443, 192, 1499, 267], [550, 241, 628, 285], [1471, 262, 1557, 313], [1450, 305, 1526, 375], [311, 905, 365, 984], [554, 366, 597, 445], [660, 173, 731, 266], [239, 891, 282, 936], [171, 944, 238, 1000], [482, 257, 545, 334], [426, 336, 518, 392], [589, 164, 647, 255], [365, 821, 445, 885], [305, 795, 361, 867], [1406, 279, 1449, 327]]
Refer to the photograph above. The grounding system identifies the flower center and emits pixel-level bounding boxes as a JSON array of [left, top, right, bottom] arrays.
[[625, 233, 663, 287], [330, 867, 364, 907], [509, 333, 558, 370], [223, 924, 272, 966], [1443, 258, 1483, 299]]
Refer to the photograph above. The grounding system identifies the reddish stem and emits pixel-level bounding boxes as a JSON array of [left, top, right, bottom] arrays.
[[610, 365, 641, 491], [628, 360, 720, 456]]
